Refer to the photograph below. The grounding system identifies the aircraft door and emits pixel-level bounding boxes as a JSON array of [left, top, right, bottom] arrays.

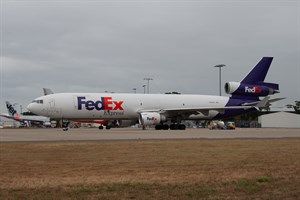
[[73, 95, 79, 110], [48, 98, 61, 118], [49, 99, 55, 108]]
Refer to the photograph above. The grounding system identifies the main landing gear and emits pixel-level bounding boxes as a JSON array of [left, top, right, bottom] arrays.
[[98, 125, 111, 130], [155, 124, 186, 130]]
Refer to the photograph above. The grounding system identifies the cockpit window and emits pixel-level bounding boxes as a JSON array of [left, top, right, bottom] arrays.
[[32, 100, 44, 104]]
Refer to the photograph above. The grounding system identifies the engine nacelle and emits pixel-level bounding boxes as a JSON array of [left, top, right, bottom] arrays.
[[139, 112, 166, 126], [224, 82, 240, 94], [225, 82, 279, 97]]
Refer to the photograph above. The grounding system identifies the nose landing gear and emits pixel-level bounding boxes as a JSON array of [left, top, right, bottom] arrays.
[[62, 120, 70, 131]]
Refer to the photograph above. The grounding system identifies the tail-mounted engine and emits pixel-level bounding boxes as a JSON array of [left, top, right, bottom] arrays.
[[139, 112, 166, 126], [225, 82, 279, 97]]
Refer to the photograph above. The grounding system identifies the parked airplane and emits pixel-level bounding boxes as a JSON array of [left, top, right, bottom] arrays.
[[27, 57, 282, 130], [1, 101, 51, 127]]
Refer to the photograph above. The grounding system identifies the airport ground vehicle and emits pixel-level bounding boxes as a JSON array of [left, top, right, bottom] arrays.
[[225, 121, 236, 129]]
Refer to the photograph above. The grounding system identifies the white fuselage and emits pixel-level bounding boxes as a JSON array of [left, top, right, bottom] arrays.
[[27, 93, 230, 120]]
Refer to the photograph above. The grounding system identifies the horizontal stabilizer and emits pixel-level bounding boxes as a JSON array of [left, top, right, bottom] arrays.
[[257, 82, 279, 91], [268, 97, 286, 103], [255, 96, 270, 108], [242, 97, 285, 108]]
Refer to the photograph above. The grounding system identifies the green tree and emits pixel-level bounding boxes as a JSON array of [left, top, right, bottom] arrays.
[[286, 101, 300, 113]]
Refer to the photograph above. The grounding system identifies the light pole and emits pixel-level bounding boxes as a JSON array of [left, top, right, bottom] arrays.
[[214, 64, 226, 96], [142, 85, 146, 94], [143, 78, 153, 94]]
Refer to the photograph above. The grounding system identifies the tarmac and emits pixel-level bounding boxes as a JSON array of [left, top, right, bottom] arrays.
[[0, 127, 300, 142]]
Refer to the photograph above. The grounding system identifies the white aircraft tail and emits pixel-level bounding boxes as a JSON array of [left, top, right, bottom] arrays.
[[5, 101, 18, 116]]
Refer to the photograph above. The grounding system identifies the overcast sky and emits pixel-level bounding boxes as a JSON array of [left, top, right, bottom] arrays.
[[1, 0, 299, 114]]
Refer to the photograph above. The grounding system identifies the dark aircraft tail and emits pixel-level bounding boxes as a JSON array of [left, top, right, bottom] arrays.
[[224, 57, 279, 100]]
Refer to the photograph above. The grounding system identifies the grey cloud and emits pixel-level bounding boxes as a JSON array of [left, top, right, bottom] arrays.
[[1, 0, 299, 113]]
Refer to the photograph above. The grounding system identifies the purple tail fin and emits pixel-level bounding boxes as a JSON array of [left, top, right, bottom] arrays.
[[241, 57, 279, 91], [225, 57, 279, 100], [241, 57, 273, 84]]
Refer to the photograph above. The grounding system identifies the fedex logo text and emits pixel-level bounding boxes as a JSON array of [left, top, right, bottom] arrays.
[[147, 117, 158, 121], [245, 86, 262, 94], [77, 97, 124, 111]]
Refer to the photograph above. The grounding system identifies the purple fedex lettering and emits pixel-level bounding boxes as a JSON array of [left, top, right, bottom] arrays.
[[77, 97, 123, 111], [77, 97, 86, 110], [86, 100, 96, 110]]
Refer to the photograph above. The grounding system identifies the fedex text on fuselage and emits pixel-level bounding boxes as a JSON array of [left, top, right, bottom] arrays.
[[77, 96, 124, 111]]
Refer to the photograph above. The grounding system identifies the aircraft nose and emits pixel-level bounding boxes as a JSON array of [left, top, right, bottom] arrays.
[[27, 103, 32, 111], [27, 103, 35, 113]]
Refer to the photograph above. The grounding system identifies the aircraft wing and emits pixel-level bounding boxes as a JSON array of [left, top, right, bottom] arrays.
[[138, 97, 271, 118], [0, 114, 25, 123], [139, 105, 254, 118], [162, 105, 254, 117], [1, 114, 47, 124], [0, 114, 14, 120], [0, 114, 29, 126], [242, 97, 285, 108]]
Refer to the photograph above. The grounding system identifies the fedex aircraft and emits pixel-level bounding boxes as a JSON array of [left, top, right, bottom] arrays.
[[27, 57, 282, 130], [1, 101, 51, 127]]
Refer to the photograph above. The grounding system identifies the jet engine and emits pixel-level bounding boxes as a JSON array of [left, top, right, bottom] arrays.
[[225, 82, 279, 97], [139, 112, 166, 126]]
